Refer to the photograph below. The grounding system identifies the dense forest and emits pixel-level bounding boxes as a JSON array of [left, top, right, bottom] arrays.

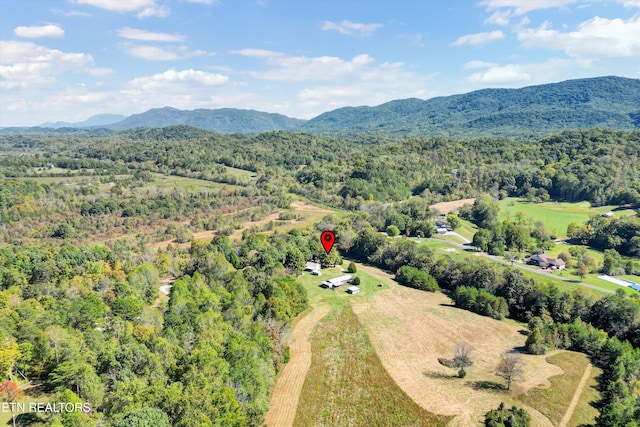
[[1, 125, 639, 426]]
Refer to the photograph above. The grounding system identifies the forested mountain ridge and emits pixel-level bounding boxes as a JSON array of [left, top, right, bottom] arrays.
[[4, 76, 639, 138], [1, 108, 306, 135], [105, 107, 306, 133], [303, 76, 640, 137], [39, 114, 127, 129]]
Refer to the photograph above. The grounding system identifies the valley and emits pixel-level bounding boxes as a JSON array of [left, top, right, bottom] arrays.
[[0, 84, 639, 427]]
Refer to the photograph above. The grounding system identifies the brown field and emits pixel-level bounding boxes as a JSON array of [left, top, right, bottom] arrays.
[[149, 200, 336, 251], [430, 198, 475, 214], [289, 200, 335, 213], [264, 305, 330, 427], [351, 282, 561, 427]]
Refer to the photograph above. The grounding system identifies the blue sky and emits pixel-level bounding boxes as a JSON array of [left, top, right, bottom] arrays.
[[1, 0, 639, 126]]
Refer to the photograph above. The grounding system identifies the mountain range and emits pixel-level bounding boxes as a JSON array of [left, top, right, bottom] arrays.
[[3, 76, 639, 138]]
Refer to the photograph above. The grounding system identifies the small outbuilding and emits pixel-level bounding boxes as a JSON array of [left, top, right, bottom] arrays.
[[347, 286, 360, 294], [602, 211, 614, 218], [321, 274, 353, 289], [305, 261, 321, 272]]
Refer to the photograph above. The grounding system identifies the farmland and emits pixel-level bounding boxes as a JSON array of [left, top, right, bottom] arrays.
[[268, 260, 604, 426], [498, 198, 637, 238]]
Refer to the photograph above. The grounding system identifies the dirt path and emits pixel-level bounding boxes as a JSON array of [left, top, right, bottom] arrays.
[[264, 305, 330, 427], [558, 364, 593, 427]]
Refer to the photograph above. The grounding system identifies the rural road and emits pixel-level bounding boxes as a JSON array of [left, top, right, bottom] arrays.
[[427, 238, 616, 295]]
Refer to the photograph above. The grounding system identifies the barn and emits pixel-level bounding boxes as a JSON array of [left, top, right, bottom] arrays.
[[321, 274, 352, 289]]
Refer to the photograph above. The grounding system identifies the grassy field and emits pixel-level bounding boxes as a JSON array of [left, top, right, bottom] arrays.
[[518, 351, 600, 427], [297, 264, 388, 310], [148, 172, 243, 191], [223, 165, 256, 180], [293, 307, 451, 427], [498, 198, 636, 238], [351, 279, 568, 426]]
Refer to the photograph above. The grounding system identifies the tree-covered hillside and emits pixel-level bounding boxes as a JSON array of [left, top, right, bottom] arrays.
[[303, 76, 640, 137]]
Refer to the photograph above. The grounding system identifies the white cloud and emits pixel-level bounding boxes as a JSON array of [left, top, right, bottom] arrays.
[[128, 45, 179, 60], [518, 16, 640, 59], [75, 0, 169, 17], [14, 25, 65, 38], [123, 43, 212, 60], [0, 41, 109, 89], [617, 0, 640, 6], [480, 0, 577, 25], [118, 27, 184, 42], [464, 60, 498, 69], [76, 0, 156, 11], [232, 48, 283, 58], [136, 5, 170, 18], [183, 0, 218, 3], [453, 30, 505, 46], [321, 20, 383, 36], [465, 58, 575, 86], [248, 53, 376, 81], [128, 69, 229, 91]]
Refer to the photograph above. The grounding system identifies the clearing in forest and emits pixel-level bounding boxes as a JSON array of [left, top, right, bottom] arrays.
[[351, 281, 563, 427], [429, 198, 475, 214], [293, 307, 451, 427]]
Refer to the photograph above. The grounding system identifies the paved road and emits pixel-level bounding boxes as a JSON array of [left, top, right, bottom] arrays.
[[427, 238, 615, 295]]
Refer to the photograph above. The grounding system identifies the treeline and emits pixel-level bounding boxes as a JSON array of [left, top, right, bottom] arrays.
[[0, 229, 324, 426], [569, 215, 640, 257], [3, 128, 640, 209]]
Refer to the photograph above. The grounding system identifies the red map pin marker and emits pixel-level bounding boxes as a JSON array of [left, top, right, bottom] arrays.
[[321, 230, 336, 254]]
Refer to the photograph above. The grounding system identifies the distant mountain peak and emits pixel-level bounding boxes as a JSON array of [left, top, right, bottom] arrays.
[[302, 76, 640, 138]]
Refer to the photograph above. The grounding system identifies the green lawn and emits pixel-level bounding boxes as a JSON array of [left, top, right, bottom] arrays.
[[298, 265, 387, 310], [498, 198, 636, 238], [223, 165, 256, 180]]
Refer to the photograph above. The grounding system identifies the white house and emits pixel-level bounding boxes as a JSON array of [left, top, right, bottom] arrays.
[[305, 261, 321, 272]]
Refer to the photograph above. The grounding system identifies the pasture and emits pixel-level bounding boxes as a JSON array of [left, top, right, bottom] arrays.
[[293, 307, 451, 427], [350, 276, 602, 426], [498, 198, 636, 238], [518, 351, 600, 427]]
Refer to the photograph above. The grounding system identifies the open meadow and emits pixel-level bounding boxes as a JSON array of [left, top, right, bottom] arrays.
[[498, 198, 637, 238], [267, 260, 601, 427]]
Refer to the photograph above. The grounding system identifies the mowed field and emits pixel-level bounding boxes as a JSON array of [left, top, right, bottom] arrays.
[[268, 260, 601, 427], [351, 284, 561, 427], [498, 198, 636, 238]]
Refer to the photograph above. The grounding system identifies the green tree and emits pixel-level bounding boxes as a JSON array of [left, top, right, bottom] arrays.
[[386, 225, 400, 237], [484, 402, 531, 427], [346, 262, 357, 273], [446, 213, 461, 230], [113, 407, 171, 427]]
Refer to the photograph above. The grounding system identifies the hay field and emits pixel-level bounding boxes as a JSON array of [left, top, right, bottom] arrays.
[[351, 283, 562, 426]]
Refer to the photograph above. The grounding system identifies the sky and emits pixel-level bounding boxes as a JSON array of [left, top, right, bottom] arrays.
[[1, 0, 639, 126]]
